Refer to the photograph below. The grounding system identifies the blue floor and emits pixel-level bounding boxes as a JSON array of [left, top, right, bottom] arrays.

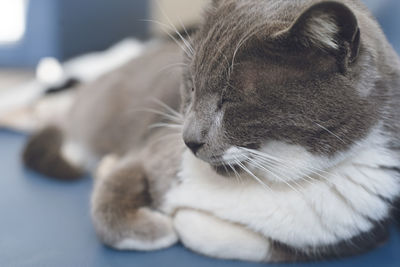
[[0, 129, 399, 267]]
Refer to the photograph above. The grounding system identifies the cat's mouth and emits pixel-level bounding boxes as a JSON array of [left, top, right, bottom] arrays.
[[210, 163, 243, 177], [206, 155, 246, 177]]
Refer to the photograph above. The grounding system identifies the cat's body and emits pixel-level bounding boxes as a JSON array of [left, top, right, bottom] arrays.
[[23, 0, 400, 262]]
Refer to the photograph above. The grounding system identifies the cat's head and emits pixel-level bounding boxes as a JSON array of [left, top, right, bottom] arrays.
[[181, 0, 380, 183]]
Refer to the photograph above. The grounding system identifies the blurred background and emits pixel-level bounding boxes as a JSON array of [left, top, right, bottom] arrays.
[[0, 0, 399, 91], [0, 0, 207, 92]]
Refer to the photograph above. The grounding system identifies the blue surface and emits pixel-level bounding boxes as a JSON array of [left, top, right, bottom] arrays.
[[1, 131, 400, 267]]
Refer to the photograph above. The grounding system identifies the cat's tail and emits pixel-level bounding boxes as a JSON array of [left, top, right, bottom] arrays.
[[22, 126, 84, 180]]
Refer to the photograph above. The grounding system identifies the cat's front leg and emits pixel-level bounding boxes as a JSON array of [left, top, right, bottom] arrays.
[[91, 155, 178, 251], [173, 209, 270, 262]]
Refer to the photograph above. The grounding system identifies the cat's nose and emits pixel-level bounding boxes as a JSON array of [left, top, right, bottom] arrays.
[[184, 141, 205, 155]]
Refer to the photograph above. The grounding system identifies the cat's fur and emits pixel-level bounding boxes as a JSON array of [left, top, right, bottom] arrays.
[[23, 0, 400, 262]]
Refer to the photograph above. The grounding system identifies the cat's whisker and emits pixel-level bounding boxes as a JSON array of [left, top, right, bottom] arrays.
[[232, 156, 272, 192], [153, 1, 194, 55], [264, 159, 319, 188], [314, 122, 346, 144], [176, 16, 194, 47], [248, 153, 319, 186], [244, 157, 304, 193], [140, 19, 193, 58], [238, 147, 287, 162], [250, 155, 317, 187], [227, 162, 243, 183], [222, 162, 241, 184], [149, 122, 183, 130], [231, 149, 327, 195], [239, 147, 333, 183], [220, 162, 229, 174], [151, 98, 183, 120], [254, 152, 332, 184], [131, 108, 183, 124], [156, 62, 189, 75]]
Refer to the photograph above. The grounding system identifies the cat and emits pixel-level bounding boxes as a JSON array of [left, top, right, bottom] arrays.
[[23, 0, 400, 262]]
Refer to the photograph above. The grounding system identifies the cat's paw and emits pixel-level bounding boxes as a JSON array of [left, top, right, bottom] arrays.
[[95, 154, 119, 179], [93, 206, 178, 251], [113, 208, 178, 251], [92, 159, 178, 251], [174, 209, 270, 261]]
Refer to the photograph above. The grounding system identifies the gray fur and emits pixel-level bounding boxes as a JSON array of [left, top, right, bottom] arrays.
[[181, 0, 399, 159], [23, 41, 184, 248], [66, 42, 183, 157]]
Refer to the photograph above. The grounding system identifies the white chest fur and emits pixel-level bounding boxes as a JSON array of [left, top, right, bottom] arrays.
[[163, 133, 400, 248]]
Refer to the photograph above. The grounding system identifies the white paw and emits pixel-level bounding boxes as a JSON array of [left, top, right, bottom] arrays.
[[95, 154, 119, 179], [115, 233, 178, 251], [114, 208, 178, 251], [61, 140, 95, 170], [174, 209, 270, 262]]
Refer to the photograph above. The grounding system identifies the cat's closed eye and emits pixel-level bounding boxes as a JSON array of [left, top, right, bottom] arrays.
[[217, 97, 227, 110]]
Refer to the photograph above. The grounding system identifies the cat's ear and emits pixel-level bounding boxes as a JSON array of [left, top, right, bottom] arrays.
[[283, 1, 360, 63]]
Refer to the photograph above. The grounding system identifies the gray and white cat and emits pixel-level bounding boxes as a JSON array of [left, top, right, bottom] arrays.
[[23, 0, 400, 262]]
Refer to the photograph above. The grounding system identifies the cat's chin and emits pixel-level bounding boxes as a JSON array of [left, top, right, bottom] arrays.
[[211, 164, 242, 177]]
